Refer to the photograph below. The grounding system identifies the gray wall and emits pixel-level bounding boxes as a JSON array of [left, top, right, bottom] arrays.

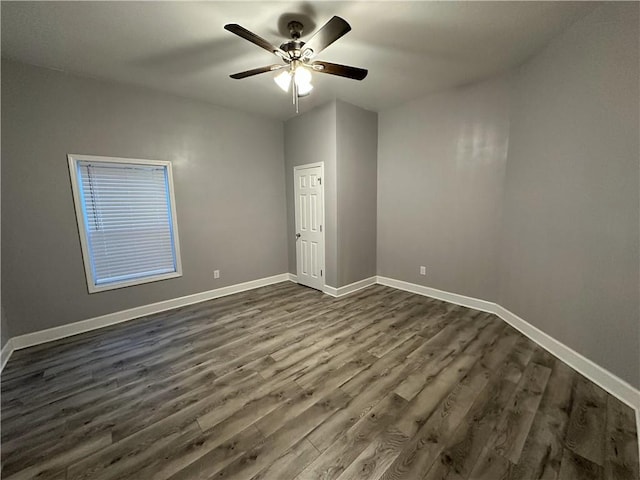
[[285, 100, 378, 289], [3, 4, 637, 390], [377, 75, 511, 301], [1, 59, 288, 337], [0, 96, 4, 348], [1, 306, 8, 350], [336, 100, 378, 287], [285, 101, 338, 287], [498, 3, 639, 387]]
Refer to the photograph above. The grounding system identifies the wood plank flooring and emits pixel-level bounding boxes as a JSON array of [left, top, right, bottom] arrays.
[[1, 282, 638, 480]]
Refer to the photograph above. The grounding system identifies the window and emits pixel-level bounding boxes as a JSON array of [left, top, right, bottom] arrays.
[[68, 154, 182, 293]]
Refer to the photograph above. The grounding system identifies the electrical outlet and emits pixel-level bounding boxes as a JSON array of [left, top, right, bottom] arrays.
[[214, 270, 220, 279], [420, 266, 426, 275]]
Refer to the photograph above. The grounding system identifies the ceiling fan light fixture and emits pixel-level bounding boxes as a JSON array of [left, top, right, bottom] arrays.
[[274, 70, 291, 92], [297, 81, 313, 96], [226, 16, 367, 112], [293, 66, 312, 85], [293, 65, 313, 96]]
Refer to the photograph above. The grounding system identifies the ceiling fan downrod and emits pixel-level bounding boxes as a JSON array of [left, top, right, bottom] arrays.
[[288, 20, 303, 40]]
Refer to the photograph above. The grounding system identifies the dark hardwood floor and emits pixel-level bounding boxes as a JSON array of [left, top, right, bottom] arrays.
[[1, 282, 638, 480]]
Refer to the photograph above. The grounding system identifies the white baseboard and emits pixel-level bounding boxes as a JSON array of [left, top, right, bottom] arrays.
[[1, 338, 14, 372], [377, 276, 640, 413], [3, 271, 638, 418], [323, 285, 339, 296], [7, 273, 290, 354], [288, 273, 377, 298], [494, 305, 640, 412], [376, 276, 496, 314], [324, 276, 377, 298]]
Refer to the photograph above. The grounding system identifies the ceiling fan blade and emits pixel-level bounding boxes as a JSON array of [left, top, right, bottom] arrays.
[[224, 24, 288, 59], [302, 16, 351, 57], [311, 61, 368, 80], [230, 64, 286, 79]]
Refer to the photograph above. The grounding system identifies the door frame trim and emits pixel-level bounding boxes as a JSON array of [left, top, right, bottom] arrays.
[[293, 162, 326, 292]]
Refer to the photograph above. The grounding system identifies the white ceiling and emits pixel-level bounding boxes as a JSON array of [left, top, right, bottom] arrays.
[[1, 1, 594, 120]]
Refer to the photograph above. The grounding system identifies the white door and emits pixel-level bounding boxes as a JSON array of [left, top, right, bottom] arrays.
[[294, 163, 325, 291]]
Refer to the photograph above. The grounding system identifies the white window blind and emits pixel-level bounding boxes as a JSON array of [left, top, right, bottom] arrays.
[[69, 155, 182, 293]]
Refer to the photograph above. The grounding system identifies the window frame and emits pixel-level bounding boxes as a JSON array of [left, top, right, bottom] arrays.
[[68, 154, 183, 293]]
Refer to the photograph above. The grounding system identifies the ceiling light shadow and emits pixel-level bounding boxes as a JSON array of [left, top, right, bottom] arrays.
[[130, 38, 237, 75], [273, 3, 317, 39]]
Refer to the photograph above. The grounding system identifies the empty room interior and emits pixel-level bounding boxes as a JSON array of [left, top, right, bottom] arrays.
[[1, 1, 639, 479]]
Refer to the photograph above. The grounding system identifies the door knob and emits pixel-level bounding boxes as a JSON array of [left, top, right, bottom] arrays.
[[295, 233, 301, 239]]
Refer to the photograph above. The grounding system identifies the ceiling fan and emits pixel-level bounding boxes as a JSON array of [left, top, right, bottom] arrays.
[[224, 16, 368, 113]]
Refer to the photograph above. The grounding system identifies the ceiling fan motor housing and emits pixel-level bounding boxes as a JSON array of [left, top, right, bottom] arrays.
[[281, 40, 305, 60], [281, 21, 306, 59]]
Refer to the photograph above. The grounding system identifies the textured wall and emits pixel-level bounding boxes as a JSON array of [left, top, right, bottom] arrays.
[[1, 60, 288, 336], [1, 306, 9, 351], [2, 4, 637, 391], [377, 75, 511, 301], [285, 100, 378, 289], [498, 3, 639, 387], [336, 101, 378, 287], [284, 102, 338, 287]]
